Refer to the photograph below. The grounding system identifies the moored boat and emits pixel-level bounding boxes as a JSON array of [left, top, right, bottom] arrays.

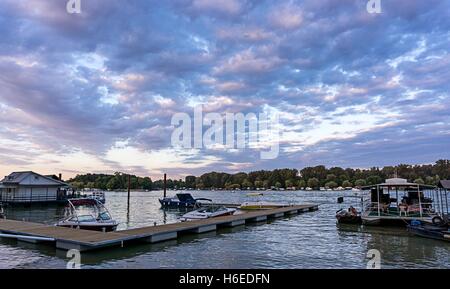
[[159, 193, 212, 209], [336, 207, 362, 224], [56, 198, 118, 232], [407, 220, 449, 242], [360, 178, 442, 226], [238, 202, 285, 210], [180, 205, 236, 221]]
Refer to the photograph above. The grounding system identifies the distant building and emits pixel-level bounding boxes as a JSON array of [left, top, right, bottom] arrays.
[[0, 171, 70, 204]]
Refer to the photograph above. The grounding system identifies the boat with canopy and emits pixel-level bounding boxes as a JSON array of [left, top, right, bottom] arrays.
[[56, 198, 118, 232], [360, 178, 442, 226]]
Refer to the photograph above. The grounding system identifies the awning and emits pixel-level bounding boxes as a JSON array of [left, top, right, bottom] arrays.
[[438, 180, 450, 190]]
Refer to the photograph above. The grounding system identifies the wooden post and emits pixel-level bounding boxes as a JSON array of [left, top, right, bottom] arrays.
[[418, 185, 422, 218], [127, 174, 131, 205], [163, 173, 167, 198], [377, 185, 380, 217]]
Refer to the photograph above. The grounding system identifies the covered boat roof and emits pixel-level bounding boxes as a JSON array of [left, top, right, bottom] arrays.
[[176, 193, 195, 202], [361, 178, 436, 190], [438, 180, 450, 190]]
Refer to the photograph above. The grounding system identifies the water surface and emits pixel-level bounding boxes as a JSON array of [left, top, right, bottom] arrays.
[[0, 190, 448, 269]]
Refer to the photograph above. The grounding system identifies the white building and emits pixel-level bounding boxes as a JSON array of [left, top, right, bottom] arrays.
[[0, 171, 70, 204]]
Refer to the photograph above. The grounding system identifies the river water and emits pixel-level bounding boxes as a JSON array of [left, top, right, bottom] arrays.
[[0, 190, 448, 269]]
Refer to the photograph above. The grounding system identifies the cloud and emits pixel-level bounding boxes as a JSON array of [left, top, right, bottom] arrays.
[[0, 0, 449, 178], [269, 3, 304, 30]]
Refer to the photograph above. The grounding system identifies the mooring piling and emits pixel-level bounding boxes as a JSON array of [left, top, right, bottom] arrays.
[[163, 173, 167, 198], [127, 174, 131, 205]]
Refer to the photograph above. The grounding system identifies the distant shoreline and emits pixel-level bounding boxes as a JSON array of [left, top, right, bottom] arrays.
[[67, 159, 449, 192]]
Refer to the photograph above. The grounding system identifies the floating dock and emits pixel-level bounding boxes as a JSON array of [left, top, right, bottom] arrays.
[[0, 204, 318, 252]]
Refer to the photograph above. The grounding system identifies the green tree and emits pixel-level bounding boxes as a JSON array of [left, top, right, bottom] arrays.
[[70, 181, 85, 190], [366, 175, 382, 185], [307, 178, 319, 189], [342, 180, 353, 188], [325, 181, 338, 189], [298, 179, 306, 189], [226, 183, 241, 190], [254, 180, 264, 188], [106, 178, 118, 191], [414, 178, 424, 185], [326, 174, 336, 182], [425, 176, 435, 185], [86, 182, 96, 189], [285, 179, 295, 188], [354, 179, 367, 187], [185, 176, 196, 189], [242, 179, 253, 189]]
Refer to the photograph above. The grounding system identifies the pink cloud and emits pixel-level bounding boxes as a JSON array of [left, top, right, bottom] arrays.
[[214, 49, 283, 75], [191, 0, 243, 15], [269, 3, 304, 30]]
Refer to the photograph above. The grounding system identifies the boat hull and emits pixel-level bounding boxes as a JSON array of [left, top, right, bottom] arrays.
[[407, 225, 449, 242], [336, 215, 362, 224], [181, 208, 236, 221], [361, 216, 436, 226], [57, 223, 118, 232], [159, 199, 195, 208]]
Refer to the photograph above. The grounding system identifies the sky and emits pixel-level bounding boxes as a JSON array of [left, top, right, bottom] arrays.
[[0, 0, 449, 180]]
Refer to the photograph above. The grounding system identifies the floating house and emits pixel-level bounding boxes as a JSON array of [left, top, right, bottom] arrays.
[[360, 178, 440, 226], [0, 171, 71, 204]]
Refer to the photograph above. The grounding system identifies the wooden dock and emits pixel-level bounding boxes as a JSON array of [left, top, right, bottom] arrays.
[[0, 204, 318, 252]]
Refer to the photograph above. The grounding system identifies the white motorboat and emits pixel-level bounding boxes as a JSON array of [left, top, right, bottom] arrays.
[[180, 205, 236, 221], [56, 198, 118, 231], [238, 201, 285, 210]]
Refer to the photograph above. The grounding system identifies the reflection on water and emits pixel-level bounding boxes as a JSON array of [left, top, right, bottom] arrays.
[[0, 190, 448, 269]]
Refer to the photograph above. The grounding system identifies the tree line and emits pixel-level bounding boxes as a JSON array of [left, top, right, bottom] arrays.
[[67, 159, 450, 191]]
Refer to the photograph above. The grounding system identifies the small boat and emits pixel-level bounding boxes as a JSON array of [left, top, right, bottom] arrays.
[[246, 192, 264, 197], [180, 205, 236, 221], [87, 191, 106, 204], [81, 189, 106, 203], [407, 219, 449, 242], [336, 208, 362, 224], [56, 198, 118, 232], [159, 193, 212, 209], [238, 202, 284, 210]]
